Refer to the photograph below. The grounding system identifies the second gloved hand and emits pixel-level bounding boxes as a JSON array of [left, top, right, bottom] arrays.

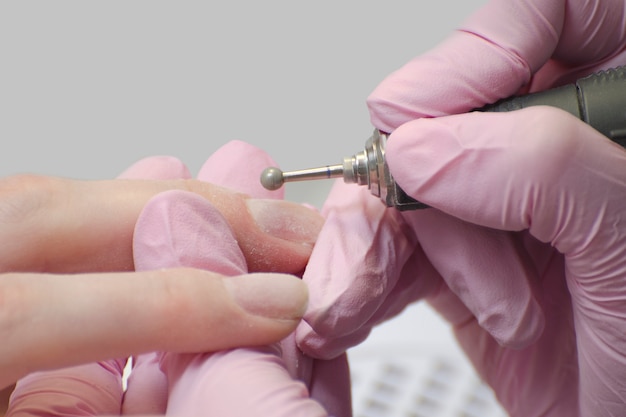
[[297, 0, 626, 416], [385, 106, 626, 416]]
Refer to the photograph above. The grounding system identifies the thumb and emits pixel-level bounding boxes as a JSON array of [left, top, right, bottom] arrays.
[[367, 0, 626, 133], [367, 0, 564, 132], [386, 106, 626, 246]]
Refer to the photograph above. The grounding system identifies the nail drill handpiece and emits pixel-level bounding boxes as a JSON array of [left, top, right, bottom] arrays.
[[261, 66, 626, 210]]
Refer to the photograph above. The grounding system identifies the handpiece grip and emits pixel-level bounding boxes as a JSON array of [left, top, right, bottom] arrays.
[[393, 66, 626, 210], [482, 66, 626, 146]]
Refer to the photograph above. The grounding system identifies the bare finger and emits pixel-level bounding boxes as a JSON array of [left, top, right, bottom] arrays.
[[0, 269, 308, 389]]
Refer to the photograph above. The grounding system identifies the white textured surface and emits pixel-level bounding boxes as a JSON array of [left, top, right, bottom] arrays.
[[348, 303, 507, 417]]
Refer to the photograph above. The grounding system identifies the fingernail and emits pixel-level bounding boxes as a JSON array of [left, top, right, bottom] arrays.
[[224, 273, 309, 320], [246, 199, 323, 245]]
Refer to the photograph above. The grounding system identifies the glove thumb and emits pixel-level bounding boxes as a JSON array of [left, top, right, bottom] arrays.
[[386, 106, 626, 240]]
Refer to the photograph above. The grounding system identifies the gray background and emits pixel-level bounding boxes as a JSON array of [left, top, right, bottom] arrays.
[[0, 0, 486, 207]]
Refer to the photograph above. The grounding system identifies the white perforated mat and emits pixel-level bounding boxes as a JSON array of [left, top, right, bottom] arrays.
[[347, 304, 507, 417]]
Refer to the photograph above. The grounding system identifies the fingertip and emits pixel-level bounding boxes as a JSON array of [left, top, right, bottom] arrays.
[[178, 183, 322, 274], [484, 298, 545, 349], [224, 273, 309, 322], [466, 247, 546, 349], [385, 117, 457, 207], [117, 269, 307, 353], [295, 321, 369, 360], [188, 272, 309, 349]]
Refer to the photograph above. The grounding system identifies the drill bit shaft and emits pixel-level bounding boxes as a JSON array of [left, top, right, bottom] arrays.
[[260, 164, 344, 191], [260, 140, 375, 191]]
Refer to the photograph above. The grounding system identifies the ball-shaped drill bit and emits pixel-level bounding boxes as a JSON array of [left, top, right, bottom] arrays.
[[260, 167, 285, 191]]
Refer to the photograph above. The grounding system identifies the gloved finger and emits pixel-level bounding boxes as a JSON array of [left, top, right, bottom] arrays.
[[436, 249, 580, 416], [298, 180, 543, 358], [387, 107, 626, 415], [337, 207, 544, 349], [296, 181, 439, 359], [367, 0, 626, 132], [133, 189, 328, 417], [120, 354, 168, 415], [116, 157, 182, 415], [402, 210, 544, 348], [197, 140, 285, 200], [279, 333, 351, 417], [162, 347, 327, 417], [386, 107, 626, 239], [133, 190, 247, 274], [0, 176, 321, 274], [0, 386, 11, 416], [7, 360, 127, 417], [306, 354, 351, 417], [117, 156, 192, 180]]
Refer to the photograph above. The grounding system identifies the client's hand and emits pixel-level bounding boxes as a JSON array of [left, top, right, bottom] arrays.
[[2, 149, 323, 414]]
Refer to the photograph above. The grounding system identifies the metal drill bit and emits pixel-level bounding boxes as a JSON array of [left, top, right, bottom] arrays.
[[260, 164, 345, 191], [258, 130, 430, 209], [260, 66, 626, 210], [260, 132, 379, 192]]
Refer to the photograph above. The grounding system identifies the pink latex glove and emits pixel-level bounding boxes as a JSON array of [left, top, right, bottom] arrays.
[[297, 0, 626, 416]]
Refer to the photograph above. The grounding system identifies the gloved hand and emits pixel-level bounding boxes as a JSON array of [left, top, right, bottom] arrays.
[[7, 143, 331, 416], [296, 0, 626, 416]]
